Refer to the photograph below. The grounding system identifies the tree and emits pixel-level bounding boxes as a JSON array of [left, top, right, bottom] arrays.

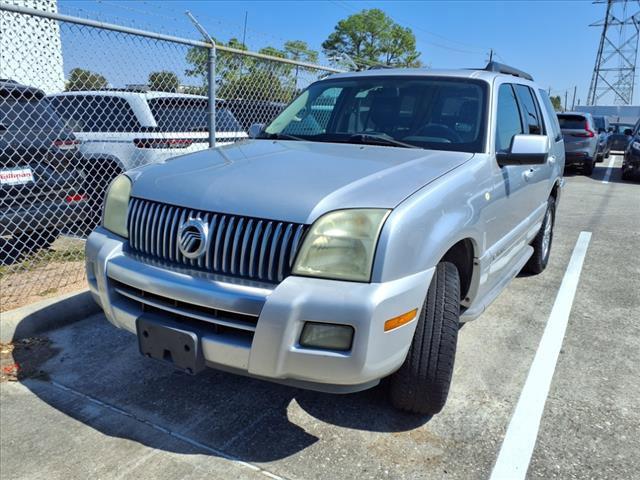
[[65, 68, 108, 91], [322, 9, 421, 69], [185, 38, 318, 102], [148, 71, 179, 92], [550, 95, 563, 111]]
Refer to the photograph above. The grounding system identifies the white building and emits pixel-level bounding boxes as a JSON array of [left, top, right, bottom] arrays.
[[0, 0, 64, 93]]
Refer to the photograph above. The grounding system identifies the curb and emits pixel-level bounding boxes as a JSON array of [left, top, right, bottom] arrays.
[[0, 289, 101, 343]]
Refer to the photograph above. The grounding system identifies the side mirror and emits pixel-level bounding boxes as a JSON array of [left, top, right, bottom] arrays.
[[497, 134, 549, 166], [624, 128, 633, 136], [248, 123, 265, 139], [598, 127, 606, 134]]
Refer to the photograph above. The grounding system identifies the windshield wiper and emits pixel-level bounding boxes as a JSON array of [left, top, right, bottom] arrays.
[[260, 132, 305, 142], [347, 133, 421, 149]]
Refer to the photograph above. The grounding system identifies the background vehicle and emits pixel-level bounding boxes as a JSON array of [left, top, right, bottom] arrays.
[[592, 115, 611, 162], [1, 80, 87, 264], [46, 91, 247, 216], [224, 99, 287, 130], [622, 119, 640, 180], [608, 122, 635, 152], [557, 112, 598, 175], [86, 63, 564, 415]]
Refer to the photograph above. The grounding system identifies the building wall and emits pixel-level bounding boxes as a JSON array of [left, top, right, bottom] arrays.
[[0, 0, 64, 93]]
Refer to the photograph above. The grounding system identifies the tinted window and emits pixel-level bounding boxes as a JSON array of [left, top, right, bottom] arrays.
[[557, 115, 587, 130], [0, 97, 66, 131], [265, 76, 488, 153], [611, 123, 634, 133], [593, 116, 605, 130], [148, 97, 241, 132], [47, 95, 141, 132], [538, 89, 562, 140], [495, 84, 524, 152], [514, 85, 543, 134]]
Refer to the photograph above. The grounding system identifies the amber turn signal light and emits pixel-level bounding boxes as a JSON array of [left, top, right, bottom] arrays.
[[384, 309, 418, 332]]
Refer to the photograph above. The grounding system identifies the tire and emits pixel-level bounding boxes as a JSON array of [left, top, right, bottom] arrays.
[[389, 262, 460, 415], [621, 168, 631, 180], [583, 158, 595, 176], [524, 196, 556, 274]]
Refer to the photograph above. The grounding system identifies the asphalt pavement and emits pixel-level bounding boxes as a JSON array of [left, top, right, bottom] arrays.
[[1, 156, 638, 480]]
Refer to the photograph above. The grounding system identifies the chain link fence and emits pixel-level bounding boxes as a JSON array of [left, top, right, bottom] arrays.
[[0, 2, 343, 311]]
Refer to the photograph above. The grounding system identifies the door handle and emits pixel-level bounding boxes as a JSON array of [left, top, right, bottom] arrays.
[[523, 168, 537, 181]]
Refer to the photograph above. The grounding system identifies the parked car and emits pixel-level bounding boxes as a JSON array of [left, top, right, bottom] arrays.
[[46, 91, 247, 215], [86, 62, 564, 415], [1, 80, 87, 264], [557, 112, 598, 175], [622, 119, 640, 180], [592, 115, 611, 162], [224, 99, 287, 130], [608, 122, 636, 152]]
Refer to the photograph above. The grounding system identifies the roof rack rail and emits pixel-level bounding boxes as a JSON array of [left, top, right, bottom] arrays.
[[484, 61, 533, 81]]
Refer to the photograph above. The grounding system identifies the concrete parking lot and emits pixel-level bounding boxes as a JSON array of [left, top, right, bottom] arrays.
[[1, 156, 638, 480]]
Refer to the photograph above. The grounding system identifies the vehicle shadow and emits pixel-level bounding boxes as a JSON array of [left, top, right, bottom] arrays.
[[12, 315, 431, 464]]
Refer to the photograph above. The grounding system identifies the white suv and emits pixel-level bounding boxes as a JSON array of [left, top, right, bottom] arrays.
[[47, 91, 247, 210]]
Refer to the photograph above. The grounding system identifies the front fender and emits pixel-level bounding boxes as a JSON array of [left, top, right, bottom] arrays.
[[372, 154, 490, 284]]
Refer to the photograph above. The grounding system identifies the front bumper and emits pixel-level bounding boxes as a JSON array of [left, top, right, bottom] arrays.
[[0, 198, 88, 237], [86, 227, 433, 393]]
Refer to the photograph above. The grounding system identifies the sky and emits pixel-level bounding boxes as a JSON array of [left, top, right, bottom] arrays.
[[57, 0, 638, 105]]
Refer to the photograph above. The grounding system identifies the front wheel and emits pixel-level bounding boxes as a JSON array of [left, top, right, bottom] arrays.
[[523, 196, 556, 274], [389, 262, 460, 415]]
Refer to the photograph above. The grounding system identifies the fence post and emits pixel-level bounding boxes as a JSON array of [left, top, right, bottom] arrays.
[[208, 45, 216, 148]]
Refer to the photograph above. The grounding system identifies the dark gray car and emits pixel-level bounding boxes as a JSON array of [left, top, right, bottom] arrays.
[[557, 112, 598, 176], [1, 80, 88, 264], [608, 122, 635, 152], [592, 115, 611, 162]]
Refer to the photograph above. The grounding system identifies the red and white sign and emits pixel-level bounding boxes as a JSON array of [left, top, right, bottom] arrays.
[[0, 168, 35, 186]]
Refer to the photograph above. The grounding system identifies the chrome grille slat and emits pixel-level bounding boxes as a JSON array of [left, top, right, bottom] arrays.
[[127, 198, 305, 283]]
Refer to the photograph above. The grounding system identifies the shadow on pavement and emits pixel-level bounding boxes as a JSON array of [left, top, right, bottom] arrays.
[[12, 314, 431, 464]]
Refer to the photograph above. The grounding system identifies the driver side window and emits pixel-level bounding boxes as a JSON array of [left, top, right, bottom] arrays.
[[495, 84, 524, 152]]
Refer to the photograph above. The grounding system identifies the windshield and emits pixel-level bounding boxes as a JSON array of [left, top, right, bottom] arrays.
[[262, 76, 488, 153], [611, 123, 634, 134]]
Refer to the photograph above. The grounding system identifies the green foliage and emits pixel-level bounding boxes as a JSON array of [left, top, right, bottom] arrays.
[[321, 8, 421, 69], [148, 71, 180, 92], [185, 38, 319, 102], [65, 68, 108, 91], [550, 95, 563, 111]]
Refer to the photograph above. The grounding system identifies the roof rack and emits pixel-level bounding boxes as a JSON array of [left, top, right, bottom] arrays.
[[484, 61, 533, 81]]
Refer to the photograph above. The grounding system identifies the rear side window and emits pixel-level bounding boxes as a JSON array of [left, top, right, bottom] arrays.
[[557, 115, 586, 130], [495, 84, 524, 152], [48, 95, 141, 132], [538, 89, 562, 141], [148, 97, 241, 132], [514, 85, 543, 135]]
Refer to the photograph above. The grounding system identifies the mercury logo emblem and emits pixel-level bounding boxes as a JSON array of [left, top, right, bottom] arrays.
[[178, 218, 208, 259]]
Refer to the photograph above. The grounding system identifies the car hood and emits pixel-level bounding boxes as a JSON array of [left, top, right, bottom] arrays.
[[129, 140, 474, 224]]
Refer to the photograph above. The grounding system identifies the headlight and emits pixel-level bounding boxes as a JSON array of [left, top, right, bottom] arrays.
[[293, 209, 390, 282], [632, 141, 640, 151], [102, 174, 131, 238]]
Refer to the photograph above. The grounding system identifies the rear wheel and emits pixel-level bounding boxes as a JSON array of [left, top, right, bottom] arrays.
[[389, 262, 460, 415], [524, 196, 555, 274], [583, 158, 595, 176]]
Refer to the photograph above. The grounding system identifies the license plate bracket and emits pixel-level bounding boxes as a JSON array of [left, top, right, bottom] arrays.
[[136, 315, 205, 375]]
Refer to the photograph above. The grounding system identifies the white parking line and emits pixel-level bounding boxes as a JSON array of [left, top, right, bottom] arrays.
[[602, 156, 616, 184], [490, 231, 592, 480]]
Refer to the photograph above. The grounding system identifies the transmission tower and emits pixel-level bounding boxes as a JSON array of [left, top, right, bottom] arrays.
[[587, 0, 640, 105]]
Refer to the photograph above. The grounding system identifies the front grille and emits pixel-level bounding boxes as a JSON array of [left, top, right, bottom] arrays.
[[127, 198, 307, 283]]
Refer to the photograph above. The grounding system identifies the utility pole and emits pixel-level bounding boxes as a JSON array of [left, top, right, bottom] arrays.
[[571, 85, 577, 110], [564, 91, 568, 111], [587, 0, 640, 105], [487, 48, 494, 63]]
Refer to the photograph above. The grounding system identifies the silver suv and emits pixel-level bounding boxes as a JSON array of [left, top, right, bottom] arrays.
[[86, 63, 564, 415]]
